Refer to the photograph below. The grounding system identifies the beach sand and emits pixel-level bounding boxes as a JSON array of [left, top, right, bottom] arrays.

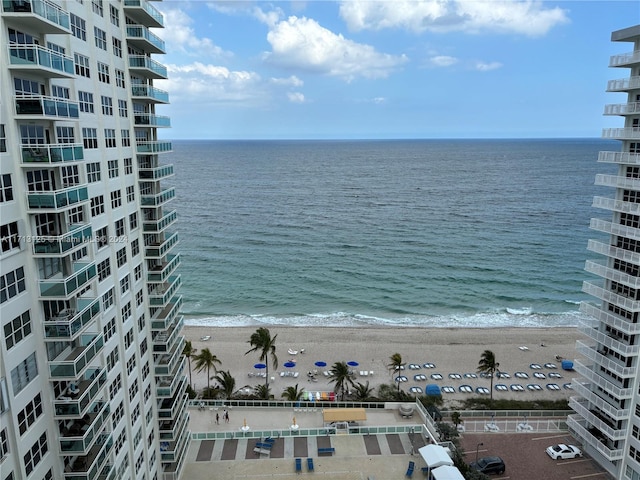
[[183, 325, 580, 404]]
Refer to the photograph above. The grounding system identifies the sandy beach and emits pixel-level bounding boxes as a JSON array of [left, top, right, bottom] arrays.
[[183, 325, 580, 403]]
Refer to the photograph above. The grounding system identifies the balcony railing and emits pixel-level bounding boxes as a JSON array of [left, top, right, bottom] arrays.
[[123, 0, 163, 27], [148, 254, 180, 283], [597, 151, 640, 165], [131, 84, 169, 103], [33, 223, 92, 256], [48, 333, 104, 379], [21, 143, 84, 164], [39, 261, 96, 298], [141, 187, 175, 207], [27, 184, 88, 210], [607, 76, 640, 92], [128, 55, 167, 79], [8, 44, 74, 77], [44, 297, 100, 341], [580, 302, 640, 336], [60, 402, 110, 454], [64, 432, 113, 480], [126, 25, 165, 53], [602, 128, 640, 140], [139, 163, 174, 181], [16, 93, 79, 118], [609, 50, 640, 67], [145, 231, 179, 258], [136, 140, 172, 154], [149, 275, 181, 307], [151, 296, 182, 331], [572, 358, 633, 399], [567, 415, 623, 461], [143, 209, 177, 233], [54, 369, 107, 418], [2, 0, 71, 33], [604, 102, 640, 116], [134, 113, 171, 127]]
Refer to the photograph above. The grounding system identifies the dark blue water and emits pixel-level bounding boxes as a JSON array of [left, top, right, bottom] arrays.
[[165, 138, 616, 328]]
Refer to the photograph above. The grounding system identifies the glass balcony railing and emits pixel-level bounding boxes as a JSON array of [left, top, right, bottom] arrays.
[[64, 432, 113, 480], [140, 187, 175, 207], [21, 143, 83, 164], [147, 253, 180, 283], [28, 185, 88, 210], [126, 25, 165, 53], [33, 223, 92, 255], [134, 113, 171, 127], [151, 296, 182, 331], [153, 314, 184, 355], [139, 163, 174, 181], [9, 44, 74, 77], [123, 0, 163, 27], [2, 0, 71, 33], [136, 140, 172, 154], [39, 261, 96, 298], [60, 401, 110, 454], [131, 84, 169, 103], [44, 297, 100, 341], [149, 275, 181, 307], [144, 231, 179, 258], [54, 369, 107, 417], [16, 94, 79, 118], [143, 209, 178, 233], [128, 55, 167, 79], [49, 333, 104, 379]]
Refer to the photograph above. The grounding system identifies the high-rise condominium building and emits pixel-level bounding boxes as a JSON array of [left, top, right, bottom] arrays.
[[572, 24, 640, 480], [0, 1, 189, 479]]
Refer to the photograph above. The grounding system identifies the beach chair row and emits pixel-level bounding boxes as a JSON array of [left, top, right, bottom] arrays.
[[280, 371, 300, 378], [294, 457, 314, 472], [253, 437, 275, 456]]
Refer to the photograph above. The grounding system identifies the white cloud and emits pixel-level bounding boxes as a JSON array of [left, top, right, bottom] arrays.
[[270, 75, 304, 87], [160, 8, 231, 58], [287, 92, 306, 103], [339, 0, 569, 37], [429, 55, 458, 67], [264, 16, 408, 81], [475, 61, 503, 71]]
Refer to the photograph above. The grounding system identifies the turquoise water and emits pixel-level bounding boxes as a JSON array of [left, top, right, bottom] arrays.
[[166, 138, 616, 328]]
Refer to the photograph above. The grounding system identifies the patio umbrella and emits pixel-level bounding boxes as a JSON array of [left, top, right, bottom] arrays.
[[347, 361, 359, 367], [314, 361, 327, 368], [284, 361, 296, 368], [254, 363, 266, 369]]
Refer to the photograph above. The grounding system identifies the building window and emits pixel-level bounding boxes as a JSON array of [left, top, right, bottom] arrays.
[[121, 130, 131, 147], [112, 37, 122, 57], [1, 267, 26, 304], [95, 226, 107, 248], [61, 165, 79, 187], [74, 53, 90, 77], [97, 62, 110, 83], [115, 69, 125, 88], [67, 205, 84, 224], [50, 84, 69, 99], [82, 128, 98, 149], [56, 126, 74, 144], [24, 432, 47, 476], [97, 259, 111, 282], [102, 288, 114, 310], [124, 157, 133, 174], [70, 13, 86, 40], [17, 393, 42, 435], [78, 91, 94, 113], [0, 175, 13, 203], [90, 195, 104, 217], [120, 274, 129, 293], [0, 124, 6, 153], [126, 185, 135, 202], [110, 189, 121, 208], [135, 289, 143, 306], [134, 264, 142, 281], [122, 302, 132, 322], [4, 310, 31, 350], [87, 162, 101, 183], [11, 351, 37, 394], [129, 212, 138, 231], [0, 428, 8, 461], [108, 160, 119, 178], [105, 129, 116, 148], [118, 99, 128, 118], [101, 96, 113, 115], [104, 318, 116, 341], [94, 27, 107, 50], [92, 0, 103, 16], [115, 218, 125, 237], [110, 4, 119, 25], [1, 222, 20, 253]]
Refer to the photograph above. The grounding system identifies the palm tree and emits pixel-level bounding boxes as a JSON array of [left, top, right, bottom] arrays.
[[182, 340, 197, 389], [282, 384, 305, 401], [254, 383, 271, 400], [328, 361, 355, 401], [477, 349, 498, 401], [194, 347, 222, 393], [245, 327, 278, 389], [213, 370, 236, 399], [352, 381, 375, 401], [387, 353, 405, 392]]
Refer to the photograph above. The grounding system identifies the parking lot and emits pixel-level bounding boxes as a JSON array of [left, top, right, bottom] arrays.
[[460, 432, 613, 480]]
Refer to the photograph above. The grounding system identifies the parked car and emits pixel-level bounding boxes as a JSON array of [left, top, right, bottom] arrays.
[[469, 456, 506, 475], [546, 444, 582, 459]]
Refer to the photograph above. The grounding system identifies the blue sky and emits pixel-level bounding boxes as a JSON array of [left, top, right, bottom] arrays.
[[155, 1, 640, 139]]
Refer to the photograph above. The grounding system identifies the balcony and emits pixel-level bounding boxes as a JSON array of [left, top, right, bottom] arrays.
[[570, 381, 629, 421], [602, 128, 640, 140], [581, 282, 640, 316], [567, 415, 623, 461], [54, 369, 107, 418], [573, 358, 633, 400], [154, 336, 184, 377], [149, 275, 181, 307], [64, 432, 113, 480], [33, 223, 92, 256], [577, 317, 640, 357], [148, 254, 180, 283], [159, 408, 188, 441], [580, 302, 640, 336], [588, 221, 640, 252], [594, 172, 640, 189], [123, 0, 163, 27], [159, 417, 189, 462], [157, 388, 188, 421], [609, 50, 640, 68], [16, 94, 79, 119], [145, 231, 179, 258], [143, 209, 177, 233], [604, 102, 640, 116], [39, 261, 96, 298], [8, 44, 74, 77], [60, 401, 110, 455], [134, 113, 171, 128], [49, 333, 104, 379], [569, 397, 626, 441], [586, 239, 640, 266], [136, 140, 172, 154], [591, 196, 640, 215], [126, 25, 165, 53], [44, 297, 100, 341], [575, 340, 636, 378], [128, 55, 167, 79], [151, 296, 182, 331], [131, 84, 169, 103], [597, 151, 640, 165], [156, 368, 186, 399], [607, 76, 640, 92], [21, 143, 84, 164], [141, 187, 175, 208], [139, 163, 174, 181], [2, 0, 71, 34], [27, 185, 88, 211]]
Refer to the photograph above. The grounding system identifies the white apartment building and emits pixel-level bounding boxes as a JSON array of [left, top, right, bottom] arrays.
[[572, 24, 640, 480], [0, 1, 189, 479]]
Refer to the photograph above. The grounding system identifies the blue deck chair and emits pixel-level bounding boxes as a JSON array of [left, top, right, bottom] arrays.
[[405, 460, 415, 478], [307, 457, 314, 471], [295, 458, 302, 473]]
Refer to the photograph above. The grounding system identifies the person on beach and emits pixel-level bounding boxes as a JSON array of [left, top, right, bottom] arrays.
[[216, 413, 219, 424]]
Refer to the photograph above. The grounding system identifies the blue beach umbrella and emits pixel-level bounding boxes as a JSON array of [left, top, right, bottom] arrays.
[[284, 361, 297, 368], [347, 361, 359, 367], [254, 363, 266, 369], [314, 361, 327, 368]]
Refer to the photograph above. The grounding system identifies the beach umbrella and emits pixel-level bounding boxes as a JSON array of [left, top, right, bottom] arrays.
[[284, 361, 296, 368], [347, 361, 359, 367], [314, 361, 327, 368], [254, 363, 266, 369]]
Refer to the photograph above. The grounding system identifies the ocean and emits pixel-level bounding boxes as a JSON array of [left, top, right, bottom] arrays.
[[166, 138, 617, 329]]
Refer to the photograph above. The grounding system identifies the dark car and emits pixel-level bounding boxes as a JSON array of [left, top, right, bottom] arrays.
[[469, 456, 506, 475]]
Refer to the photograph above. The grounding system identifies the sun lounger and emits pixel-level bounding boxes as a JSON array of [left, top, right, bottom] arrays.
[[318, 447, 335, 456], [307, 458, 314, 471], [288, 349, 298, 355], [405, 460, 415, 477], [295, 458, 302, 472]]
